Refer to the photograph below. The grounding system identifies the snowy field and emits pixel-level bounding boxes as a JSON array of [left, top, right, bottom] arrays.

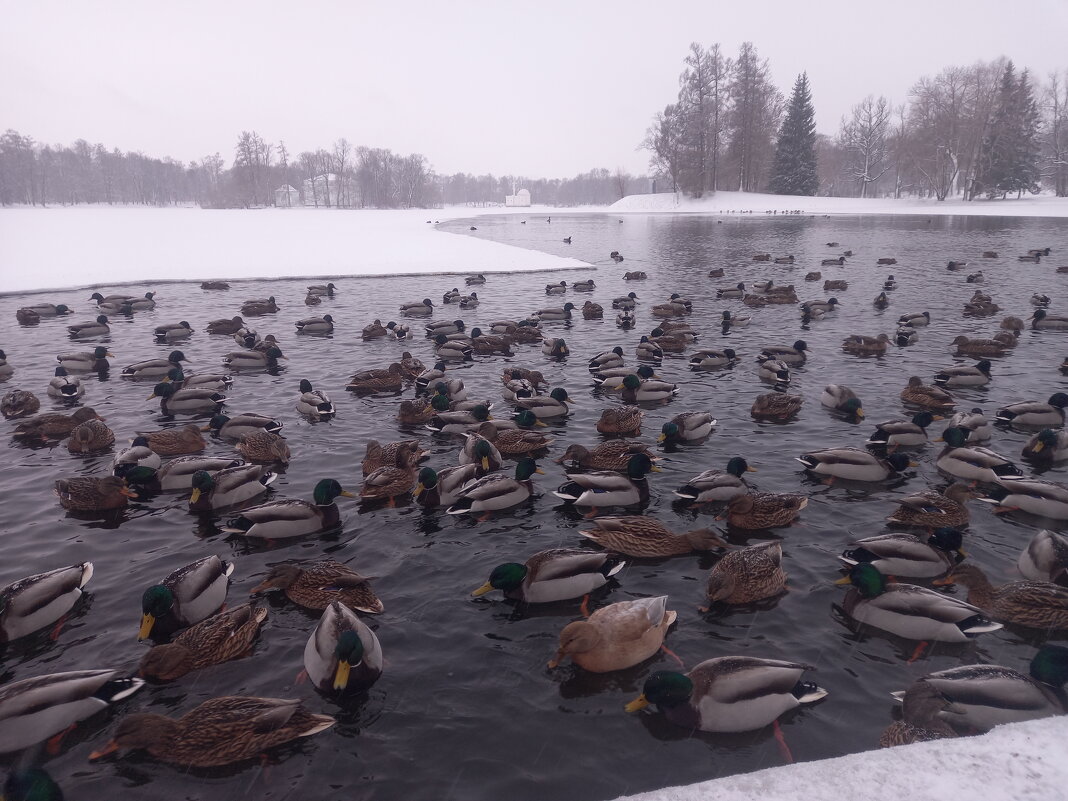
[[613, 717, 1068, 801]]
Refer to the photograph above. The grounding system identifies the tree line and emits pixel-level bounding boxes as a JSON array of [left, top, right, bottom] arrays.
[[644, 42, 1068, 199]]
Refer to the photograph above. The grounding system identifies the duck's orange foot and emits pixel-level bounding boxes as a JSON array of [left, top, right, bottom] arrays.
[[908, 641, 929, 664], [772, 719, 794, 764], [580, 594, 591, 618], [50, 614, 69, 641], [660, 643, 685, 669], [46, 724, 77, 756], [294, 669, 308, 685]]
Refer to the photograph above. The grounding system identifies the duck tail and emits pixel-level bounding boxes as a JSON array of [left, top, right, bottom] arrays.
[[223, 514, 253, 533], [791, 681, 828, 704], [445, 497, 475, 515], [673, 486, 699, 499], [96, 677, 145, 703], [552, 482, 583, 502], [601, 557, 627, 578]]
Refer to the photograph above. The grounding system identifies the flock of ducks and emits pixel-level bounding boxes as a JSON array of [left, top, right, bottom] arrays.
[[1, 231, 1067, 796]]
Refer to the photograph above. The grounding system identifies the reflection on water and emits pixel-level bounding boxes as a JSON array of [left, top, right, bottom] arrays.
[[0, 211, 1065, 800]]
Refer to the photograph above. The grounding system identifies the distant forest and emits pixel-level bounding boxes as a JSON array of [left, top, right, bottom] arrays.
[[1, 44, 1065, 208]]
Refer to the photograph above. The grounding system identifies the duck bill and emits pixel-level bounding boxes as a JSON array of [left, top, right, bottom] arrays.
[[146, 393, 157, 400], [333, 660, 352, 691], [547, 650, 564, 670], [89, 739, 120, 760], [624, 694, 650, 713], [931, 576, 955, 586], [471, 582, 494, 597], [833, 576, 853, 585], [649, 465, 663, 472], [534, 420, 547, 427], [481, 457, 490, 471], [657, 434, 666, 442], [339, 490, 356, 498], [856, 410, 865, 419], [534, 468, 546, 475], [746, 467, 758, 472], [200, 425, 213, 432], [412, 484, 425, 498], [138, 613, 156, 641], [120, 487, 139, 499], [189, 488, 202, 504], [1032, 442, 1045, 452]]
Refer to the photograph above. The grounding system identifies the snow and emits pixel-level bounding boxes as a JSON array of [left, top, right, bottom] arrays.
[[612, 716, 1068, 801], [0, 205, 590, 296], [611, 190, 1068, 218]]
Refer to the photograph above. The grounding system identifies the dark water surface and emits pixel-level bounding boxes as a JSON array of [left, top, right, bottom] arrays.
[[1, 212, 1067, 800]]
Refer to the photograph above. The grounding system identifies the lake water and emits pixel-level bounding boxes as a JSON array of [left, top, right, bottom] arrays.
[[0, 211, 1066, 800]]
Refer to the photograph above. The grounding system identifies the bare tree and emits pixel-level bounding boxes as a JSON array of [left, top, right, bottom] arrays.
[[840, 95, 893, 197], [1043, 70, 1068, 196], [333, 138, 350, 207]]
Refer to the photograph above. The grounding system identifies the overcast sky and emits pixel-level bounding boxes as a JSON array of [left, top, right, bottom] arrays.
[[2, 0, 1065, 178]]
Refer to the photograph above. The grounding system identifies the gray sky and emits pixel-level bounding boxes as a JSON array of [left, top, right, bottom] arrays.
[[2, 0, 1065, 178]]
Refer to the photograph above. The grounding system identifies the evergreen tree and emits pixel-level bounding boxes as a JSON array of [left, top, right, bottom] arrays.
[[1013, 69, 1042, 195], [769, 73, 819, 195], [978, 62, 1041, 197]]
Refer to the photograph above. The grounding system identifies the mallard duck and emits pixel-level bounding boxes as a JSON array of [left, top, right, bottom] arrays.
[[724, 492, 806, 529], [650, 302, 685, 318], [805, 271, 822, 282], [980, 477, 1068, 519], [148, 383, 227, 416], [1023, 428, 1068, 462], [426, 318, 465, 337], [582, 301, 603, 319], [67, 315, 110, 338], [842, 333, 890, 355], [556, 441, 655, 471], [122, 350, 187, 379], [121, 457, 244, 491], [429, 377, 468, 402], [883, 274, 897, 288], [996, 393, 1068, 427], [625, 656, 826, 733], [946, 260, 968, 271], [296, 379, 335, 420], [360, 447, 416, 503], [465, 327, 512, 355], [750, 392, 803, 421], [549, 596, 676, 672], [0, 670, 143, 754], [414, 361, 448, 393], [460, 432, 503, 474], [934, 564, 1068, 630], [689, 348, 739, 370], [757, 358, 791, 385], [361, 319, 387, 339], [112, 436, 161, 475], [305, 601, 383, 693], [659, 412, 716, 444], [1032, 310, 1068, 330], [934, 361, 992, 388], [821, 385, 863, 418], [530, 303, 575, 321], [797, 448, 912, 482], [719, 311, 751, 329], [466, 274, 486, 285], [618, 374, 678, 403], [502, 373, 538, 402], [223, 346, 285, 371], [835, 563, 1000, 642], [613, 292, 639, 309], [240, 296, 279, 316], [231, 430, 288, 464], [89, 291, 133, 306], [898, 311, 930, 327], [295, 314, 334, 334], [867, 412, 938, 449], [593, 364, 656, 390], [121, 292, 156, 311], [251, 560, 383, 613], [0, 562, 93, 642], [67, 419, 115, 454], [0, 349, 13, 377], [413, 464, 480, 507], [308, 282, 337, 297], [138, 604, 267, 681], [716, 282, 746, 300], [426, 404, 491, 434], [840, 528, 965, 578], [204, 413, 282, 441], [14, 406, 100, 440], [935, 426, 1023, 482], [553, 453, 656, 509], [901, 377, 956, 411], [515, 387, 574, 419], [873, 292, 890, 309], [471, 549, 624, 602], [596, 406, 643, 436], [57, 346, 111, 372], [207, 316, 245, 334], [446, 458, 541, 515], [153, 321, 193, 341], [966, 271, 985, 284], [138, 555, 233, 640], [759, 340, 808, 365], [948, 407, 992, 442], [545, 280, 567, 295], [589, 347, 625, 372], [1017, 529, 1068, 585], [896, 325, 918, 346], [964, 299, 1000, 316], [137, 424, 205, 455], [950, 335, 1009, 358], [346, 363, 404, 393], [579, 517, 724, 557], [91, 696, 333, 767], [397, 399, 437, 426], [823, 279, 848, 291], [222, 479, 353, 539], [773, 255, 795, 264], [1, 389, 40, 419], [542, 337, 569, 358], [886, 483, 974, 527], [616, 309, 636, 328], [674, 458, 756, 504], [649, 329, 689, 352], [802, 297, 839, 315], [45, 367, 84, 400], [24, 302, 72, 316], [189, 465, 276, 510]]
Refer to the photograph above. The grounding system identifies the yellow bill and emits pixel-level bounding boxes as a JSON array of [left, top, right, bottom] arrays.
[[624, 694, 650, 713], [189, 487, 202, 504], [471, 582, 494, 597], [333, 660, 352, 691], [138, 613, 155, 641]]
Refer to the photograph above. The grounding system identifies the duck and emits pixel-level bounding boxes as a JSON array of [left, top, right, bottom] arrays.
[[689, 348, 739, 370], [1023, 428, 1068, 462], [995, 393, 1068, 427], [840, 528, 966, 578], [934, 564, 1068, 630], [112, 436, 161, 474], [579, 516, 725, 557], [460, 432, 504, 474], [149, 383, 227, 416], [650, 302, 685, 317], [886, 483, 974, 527], [802, 297, 839, 315], [724, 492, 806, 529], [466, 274, 486, 285], [90, 696, 333, 767], [625, 656, 827, 733], [502, 371, 538, 401], [137, 424, 206, 455], [823, 279, 848, 291], [898, 311, 930, 327], [413, 464, 480, 507], [465, 327, 512, 356], [582, 301, 604, 319], [720, 310, 751, 328], [948, 407, 993, 442], [295, 314, 334, 334], [542, 337, 569, 358], [240, 296, 279, 315], [121, 350, 188, 379], [0, 669, 144, 754], [23, 302, 72, 316], [471, 548, 624, 603], [545, 281, 567, 295], [883, 274, 897, 288], [515, 387, 574, 419], [673, 457, 756, 504], [934, 361, 992, 387], [901, 376, 956, 411], [296, 379, 335, 420], [842, 333, 890, 355], [549, 596, 677, 672], [716, 282, 746, 299], [426, 319, 465, 338], [359, 450, 416, 504], [206, 316, 245, 334], [820, 384, 864, 418], [433, 335, 474, 362], [964, 299, 1000, 316], [613, 292, 640, 309], [151, 320, 193, 342], [137, 555, 233, 641], [67, 315, 110, 338], [138, 604, 267, 681], [13, 406, 101, 440], [822, 256, 846, 266], [589, 347, 626, 372], [122, 292, 156, 311], [67, 419, 115, 453], [1, 389, 40, 420], [895, 326, 918, 346], [54, 475, 135, 511], [530, 302, 575, 321], [572, 279, 595, 291], [304, 601, 383, 693], [1018, 253, 1042, 263], [556, 441, 656, 471], [759, 340, 809, 366], [750, 392, 803, 421], [361, 319, 387, 339], [307, 282, 337, 297], [223, 346, 285, 371], [188, 465, 276, 510], [773, 255, 795, 264], [478, 420, 553, 456], [223, 479, 353, 539], [0, 349, 15, 378], [935, 426, 1023, 482], [45, 366, 83, 399], [635, 337, 664, 362], [0, 562, 94, 642], [980, 477, 1068, 519], [446, 458, 541, 516], [553, 453, 657, 509], [616, 309, 636, 328], [1018, 530, 1068, 585], [873, 292, 890, 309], [120, 456, 244, 492], [596, 406, 643, 436], [805, 271, 822, 282], [251, 560, 383, 613], [797, 448, 912, 482], [659, 412, 716, 444], [757, 358, 791, 385], [618, 373, 678, 403], [204, 413, 282, 441], [946, 260, 968, 271], [835, 563, 1000, 642], [426, 404, 491, 434], [346, 363, 404, 393]]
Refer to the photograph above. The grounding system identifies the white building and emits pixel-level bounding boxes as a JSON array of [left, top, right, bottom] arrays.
[[505, 188, 531, 207], [274, 184, 300, 207], [302, 173, 356, 207]]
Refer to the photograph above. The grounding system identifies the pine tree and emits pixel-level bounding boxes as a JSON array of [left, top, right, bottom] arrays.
[[769, 73, 819, 196], [977, 62, 1040, 198], [1013, 69, 1042, 196]]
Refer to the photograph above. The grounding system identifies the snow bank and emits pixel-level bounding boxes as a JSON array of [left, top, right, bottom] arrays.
[[0, 205, 590, 295], [611, 190, 1068, 218], [612, 717, 1068, 801]]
